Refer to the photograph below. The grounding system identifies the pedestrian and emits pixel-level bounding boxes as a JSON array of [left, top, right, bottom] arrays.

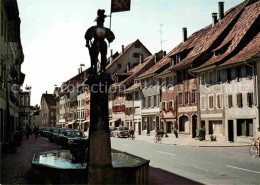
[[33, 126, 39, 139], [26, 124, 31, 139], [173, 122, 178, 138]]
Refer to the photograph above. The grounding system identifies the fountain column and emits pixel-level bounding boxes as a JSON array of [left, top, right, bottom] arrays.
[[86, 74, 114, 184]]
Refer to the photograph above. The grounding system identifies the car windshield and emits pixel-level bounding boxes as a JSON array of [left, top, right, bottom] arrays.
[[119, 127, 128, 131], [59, 129, 66, 133], [52, 128, 59, 133], [45, 128, 50, 131], [66, 131, 84, 137]]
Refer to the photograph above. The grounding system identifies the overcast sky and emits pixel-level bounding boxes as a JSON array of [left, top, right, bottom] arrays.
[[17, 0, 243, 105]]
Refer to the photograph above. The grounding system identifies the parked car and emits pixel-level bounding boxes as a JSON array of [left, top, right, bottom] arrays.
[[60, 130, 88, 149], [56, 128, 68, 146], [38, 127, 44, 135], [41, 127, 51, 137], [111, 126, 129, 138], [48, 128, 60, 143]]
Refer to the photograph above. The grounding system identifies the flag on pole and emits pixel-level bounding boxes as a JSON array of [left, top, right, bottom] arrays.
[[111, 0, 131, 13]]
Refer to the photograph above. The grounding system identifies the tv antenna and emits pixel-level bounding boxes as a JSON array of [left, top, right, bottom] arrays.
[[158, 24, 167, 51]]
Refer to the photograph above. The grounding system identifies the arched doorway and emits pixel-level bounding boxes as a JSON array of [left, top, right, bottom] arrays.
[[192, 114, 197, 138], [179, 115, 188, 132]]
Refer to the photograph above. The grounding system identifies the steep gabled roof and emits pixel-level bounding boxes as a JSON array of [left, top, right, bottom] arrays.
[[106, 39, 151, 71], [169, 0, 252, 70], [42, 94, 56, 107], [195, 0, 260, 69], [113, 51, 162, 88], [137, 24, 209, 78]]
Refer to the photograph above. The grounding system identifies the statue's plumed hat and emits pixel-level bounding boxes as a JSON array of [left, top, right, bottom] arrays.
[[95, 9, 106, 22]]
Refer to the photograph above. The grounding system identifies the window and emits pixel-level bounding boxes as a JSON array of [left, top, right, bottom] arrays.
[[135, 92, 139, 100], [209, 96, 214, 109], [228, 95, 233, 108], [247, 92, 253, 107], [168, 101, 173, 111], [201, 73, 205, 85], [178, 92, 183, 104], [142, 98, 145, 108], [135, 43, 140, 48], [162, 102, 166, 111], [217, 70, 221, 82], [133, 53, 140, 58], [191, 90, 196, 103], [236, 67, 241, 81], [237, 93, 243, 108], [169, 77, 174, 86], [246, 65, 253, 79], [185, 91, 189, 104], [20, 96, 24, 106], [209, 72, 213, 84], [217, 94, 222, 108], [154, 96, 157, 107], [227, 68, 231, 82], [201, 96, 205, 109], [209, 121, 223, 135], [237, 119, 253, 136], [148, 96, 151, 107]]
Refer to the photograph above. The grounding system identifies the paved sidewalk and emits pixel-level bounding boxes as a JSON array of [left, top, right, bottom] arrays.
[[0, 136, 60, 184], [134, 134, 251, 147]]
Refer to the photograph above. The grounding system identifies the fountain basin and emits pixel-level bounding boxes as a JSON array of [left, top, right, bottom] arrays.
[[31, 150, 149, 184]]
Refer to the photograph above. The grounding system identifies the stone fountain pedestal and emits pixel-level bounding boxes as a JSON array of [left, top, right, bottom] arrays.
[[86, 73, 114, 184]]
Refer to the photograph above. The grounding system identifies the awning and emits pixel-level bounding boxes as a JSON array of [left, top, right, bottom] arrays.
[[66, 120, 75, 126], [109, 118, 120, 123]]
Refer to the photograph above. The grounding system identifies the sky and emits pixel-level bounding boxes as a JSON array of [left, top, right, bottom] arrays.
[[17, 0, 244, 105]]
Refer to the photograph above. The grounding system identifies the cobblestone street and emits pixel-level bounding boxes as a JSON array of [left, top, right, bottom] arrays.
[[0, 136, 60, 184]]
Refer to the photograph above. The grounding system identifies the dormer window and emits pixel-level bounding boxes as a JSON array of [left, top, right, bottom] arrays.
[[170, 57, 175, 66], [214, 41, 232, 56]]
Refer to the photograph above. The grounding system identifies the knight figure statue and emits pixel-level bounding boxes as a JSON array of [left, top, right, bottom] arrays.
[[85, 9, 115, 74]]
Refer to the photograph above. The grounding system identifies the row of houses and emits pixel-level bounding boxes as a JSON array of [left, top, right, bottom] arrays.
[[0, 0, 30, 151], [42, 0, 260, 143]]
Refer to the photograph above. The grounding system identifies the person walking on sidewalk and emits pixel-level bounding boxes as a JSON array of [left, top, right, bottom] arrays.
[[173, 122, 178, 138], [26, 124, 31, 139]]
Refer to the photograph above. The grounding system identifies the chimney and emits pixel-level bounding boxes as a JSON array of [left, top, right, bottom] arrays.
[[46, 91, 47, 94], [122, 45, 124, 53], [110, 49, 113, 64], [183, 28, 187, 42], [212, 13, 218, 26], [78, 68, 80, 74], [163, 51, 167, 57], [218, 2, 224, 20], [80, 67, 83, 73]]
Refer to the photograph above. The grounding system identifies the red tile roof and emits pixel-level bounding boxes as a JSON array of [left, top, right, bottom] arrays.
[[197, 0, 260, 68], [42, 94, 56, 107], [169, 0, 252, 70]]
